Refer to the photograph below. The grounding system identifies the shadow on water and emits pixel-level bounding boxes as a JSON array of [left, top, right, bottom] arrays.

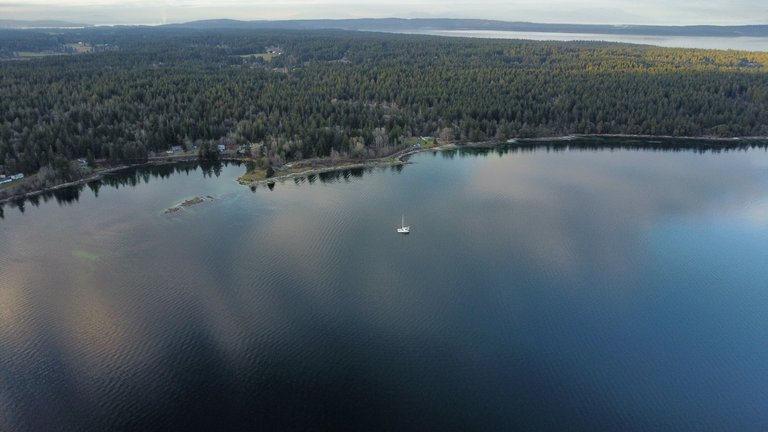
[[448, 136, 768, 159], [252, 166, 373, 192], [3, 137, 767, 215], [1, 161, 236, 216]]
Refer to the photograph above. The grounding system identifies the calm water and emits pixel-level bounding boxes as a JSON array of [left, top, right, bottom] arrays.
[[2, 141, 768, 431], [399, 30, 768, 51]]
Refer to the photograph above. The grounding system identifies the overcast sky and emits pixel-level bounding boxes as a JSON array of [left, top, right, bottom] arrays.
[[1, 0, 767, 26]]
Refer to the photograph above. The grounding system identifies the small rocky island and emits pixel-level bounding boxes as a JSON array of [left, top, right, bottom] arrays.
[[164, 195, 215, 214]]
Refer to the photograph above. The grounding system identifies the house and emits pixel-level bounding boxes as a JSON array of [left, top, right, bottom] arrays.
[[2, 173, 23, 184], [217, 144, 226, 153]]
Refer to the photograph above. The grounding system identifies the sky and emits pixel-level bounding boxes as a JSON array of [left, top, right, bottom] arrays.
[[1, 0, 766, 26]]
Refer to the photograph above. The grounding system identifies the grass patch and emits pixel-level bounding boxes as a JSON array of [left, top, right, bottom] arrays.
[[405, 136, 440, 149], [238, 168, 268, 184], [239, 53, 275, 61], [64, 43, 93, 54], [16, 51, 59, 58]]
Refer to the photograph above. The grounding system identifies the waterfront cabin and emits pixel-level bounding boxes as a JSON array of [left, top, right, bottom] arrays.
[[1, 173, 24, 184]]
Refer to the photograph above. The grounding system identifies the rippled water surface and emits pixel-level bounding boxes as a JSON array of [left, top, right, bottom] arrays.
[[2, 141, 768, 431]]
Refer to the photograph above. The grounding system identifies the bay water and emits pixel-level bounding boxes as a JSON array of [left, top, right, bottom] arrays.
[[1, 140, 768, 430]]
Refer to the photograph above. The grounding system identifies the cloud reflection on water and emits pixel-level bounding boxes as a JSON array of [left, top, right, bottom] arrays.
[[2, 147, 768, 430], [452, 148, 768, 282]]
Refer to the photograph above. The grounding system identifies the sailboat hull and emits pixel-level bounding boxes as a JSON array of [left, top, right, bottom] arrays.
[[397, 215, 410, 233]]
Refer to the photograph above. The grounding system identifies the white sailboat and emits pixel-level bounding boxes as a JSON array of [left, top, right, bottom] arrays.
[[397, 215, 410, 234]]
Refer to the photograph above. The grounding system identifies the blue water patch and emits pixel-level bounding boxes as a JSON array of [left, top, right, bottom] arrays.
[[641, 217, 768, 429], [3, 148, 768, 431]]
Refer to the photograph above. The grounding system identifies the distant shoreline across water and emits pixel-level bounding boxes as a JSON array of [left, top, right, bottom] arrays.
[[390, 30, 768, 52]]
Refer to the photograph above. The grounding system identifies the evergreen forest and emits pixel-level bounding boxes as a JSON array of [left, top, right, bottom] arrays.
[[1, 27, 767, 186]]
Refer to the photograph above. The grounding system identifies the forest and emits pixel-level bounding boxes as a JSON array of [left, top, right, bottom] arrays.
[[1, 27, 767, 190]]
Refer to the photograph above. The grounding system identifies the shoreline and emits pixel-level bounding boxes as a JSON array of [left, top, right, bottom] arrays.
[[509, 133, 768, 143], [236, 133, 768, 187], [0, 163, 142, 206], [2, 134, 767, 205], [0, 156, 246, 206], [238, 147, 422, 188]]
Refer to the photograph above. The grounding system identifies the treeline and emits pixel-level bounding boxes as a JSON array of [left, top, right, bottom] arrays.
[[1, 28, 768, 178]]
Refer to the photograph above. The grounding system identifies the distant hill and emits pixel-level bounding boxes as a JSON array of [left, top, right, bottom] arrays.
[[2, 18, 766, 36], [166, 18, 768, 37], [0, 19, 91, 29]]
